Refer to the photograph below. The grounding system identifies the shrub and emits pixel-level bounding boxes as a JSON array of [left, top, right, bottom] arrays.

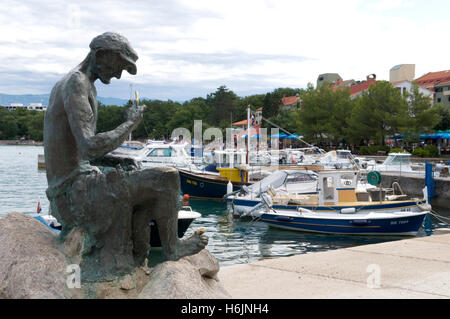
[[358, 145, 390, 155], [389, 147, 406, 153], [424, 145, 439, 157], [412, 145, 439, 157], [412, 148, 425, 157]]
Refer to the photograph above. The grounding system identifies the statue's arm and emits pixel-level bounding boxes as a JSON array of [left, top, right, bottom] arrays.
[[63, 75, 143, 160]]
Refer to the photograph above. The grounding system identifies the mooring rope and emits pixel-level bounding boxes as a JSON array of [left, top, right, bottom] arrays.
[[428, 210, 450, 225]]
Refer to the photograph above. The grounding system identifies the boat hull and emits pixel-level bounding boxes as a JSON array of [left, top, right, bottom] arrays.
[[259, 211, 428, 236], [34, 212, 199, 247], [229, 197, 427, 217], [179, 169, 250, 200]]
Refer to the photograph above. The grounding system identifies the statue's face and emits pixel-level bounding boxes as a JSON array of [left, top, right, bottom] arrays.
[[94, 50, 132, 84]]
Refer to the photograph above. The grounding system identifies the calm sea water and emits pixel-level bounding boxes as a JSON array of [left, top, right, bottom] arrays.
[[1, 145, 449, 267]]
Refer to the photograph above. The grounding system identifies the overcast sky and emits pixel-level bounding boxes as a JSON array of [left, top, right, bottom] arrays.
[[1, 0, 450, 101]]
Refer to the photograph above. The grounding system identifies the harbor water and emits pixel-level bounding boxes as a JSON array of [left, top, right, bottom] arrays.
[[1, 145, 449, 267]]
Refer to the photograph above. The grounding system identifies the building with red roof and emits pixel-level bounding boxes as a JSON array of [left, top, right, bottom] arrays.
[[281, 94, 300, 109], [332, 74, 377, 99], [415, 70, 450, 106]]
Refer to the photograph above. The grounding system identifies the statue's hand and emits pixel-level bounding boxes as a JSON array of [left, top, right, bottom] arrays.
[[125, 104, 145, 129]]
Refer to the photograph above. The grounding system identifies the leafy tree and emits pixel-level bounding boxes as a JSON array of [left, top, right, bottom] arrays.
[[402, 83, 440, 142], [96, 103, 126, 134], [298, 84, 353, 145], [433, 103, 450, 131], [206, 86, 240, 128], [0, 109, 18, 139], [27, 111, 45, 141], [167, 97, 211, 133], [348, 81, 408, 146], [262, 92, 280, 119], [136, 99, 180, 139]]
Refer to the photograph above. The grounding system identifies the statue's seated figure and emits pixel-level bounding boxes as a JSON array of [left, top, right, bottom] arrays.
[[44, 32, 207, 282]]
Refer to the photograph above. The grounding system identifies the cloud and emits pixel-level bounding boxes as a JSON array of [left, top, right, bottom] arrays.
[[0, 0, 449, 101]]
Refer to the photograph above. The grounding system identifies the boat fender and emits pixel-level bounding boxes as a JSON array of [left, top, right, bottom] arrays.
[[227, 180, 233, 195], [340, 207, 356, 214], [297, 207, 313, 213], [417, 203, 432, 211]]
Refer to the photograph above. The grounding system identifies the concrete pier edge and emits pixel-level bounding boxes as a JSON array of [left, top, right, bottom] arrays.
[[218, 229, 450, 299]]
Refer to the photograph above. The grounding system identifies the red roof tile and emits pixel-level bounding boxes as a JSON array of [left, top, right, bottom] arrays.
[[415, 70, 450, 88], [232, 119, 248, 126], [349, 79, 376, 96], [282, 96, 298, 106]]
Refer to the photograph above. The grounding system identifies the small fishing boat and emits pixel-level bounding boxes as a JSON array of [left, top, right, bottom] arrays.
[[33, 206, 201, 247], [228, 170, 429, 218], [254, 206, 428, 236]]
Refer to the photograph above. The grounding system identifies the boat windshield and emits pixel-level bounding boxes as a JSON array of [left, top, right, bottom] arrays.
[[147, 147, 172, 157], [336, 150, 352, 159], [383, 154, 411, 165]]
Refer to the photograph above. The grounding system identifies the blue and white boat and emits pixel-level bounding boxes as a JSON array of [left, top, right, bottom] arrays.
[[228, 170, 429, 218], [254, 207, 428, 236]]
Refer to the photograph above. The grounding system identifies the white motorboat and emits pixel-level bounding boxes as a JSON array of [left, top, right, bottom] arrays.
[[364, 152, 415, 173], [108, 140, 202, 171]]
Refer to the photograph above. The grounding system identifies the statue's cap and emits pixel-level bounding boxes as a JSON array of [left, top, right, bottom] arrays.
[[89, 32, 138, 75]]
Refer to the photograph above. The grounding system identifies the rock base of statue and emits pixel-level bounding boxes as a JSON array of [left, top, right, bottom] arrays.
[[0, 212, 230, 299]]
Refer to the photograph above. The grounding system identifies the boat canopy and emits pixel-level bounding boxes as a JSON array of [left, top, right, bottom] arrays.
[[247, 170, 317, 194]]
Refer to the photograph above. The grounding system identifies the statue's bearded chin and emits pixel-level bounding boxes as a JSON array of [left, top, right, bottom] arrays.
[[98, 74, 112, 84]]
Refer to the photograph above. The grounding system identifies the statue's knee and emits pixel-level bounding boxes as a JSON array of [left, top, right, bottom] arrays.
[[164, 168, 180, 188]]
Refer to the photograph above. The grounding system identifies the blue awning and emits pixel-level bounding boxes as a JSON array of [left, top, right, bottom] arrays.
[[392, 132, 450, 140]]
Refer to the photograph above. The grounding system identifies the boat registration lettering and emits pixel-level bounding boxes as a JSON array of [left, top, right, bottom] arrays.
[[186, 179, 198, 186], [390, 220, 409, 225]]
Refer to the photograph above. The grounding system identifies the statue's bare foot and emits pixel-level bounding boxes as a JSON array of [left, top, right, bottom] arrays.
[[166, 228, 208, 260]]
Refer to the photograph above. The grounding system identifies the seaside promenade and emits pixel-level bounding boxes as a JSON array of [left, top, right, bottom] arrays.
[[218, 229, 450, 298]]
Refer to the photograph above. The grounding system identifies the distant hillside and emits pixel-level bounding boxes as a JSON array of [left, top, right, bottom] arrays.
[[0, 93, 129, 106]]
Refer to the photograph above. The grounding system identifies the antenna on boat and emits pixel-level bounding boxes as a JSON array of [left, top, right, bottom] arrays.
[[128, 89, 140, 141], [246, 101, 250, 165]]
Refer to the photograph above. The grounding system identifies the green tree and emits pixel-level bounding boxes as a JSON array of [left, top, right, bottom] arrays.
[[0, 109, 18, 139], [27, 111, 45, 141], [96, 103, 126, 134], [167, 97, 211, 133], [298, 84, 353, 145], [348, 81, 408, 146], [262, 92, 280, 119], [402, 84, 440, 142], [206, 86, 240, 128], [433, 103, 450, 131]]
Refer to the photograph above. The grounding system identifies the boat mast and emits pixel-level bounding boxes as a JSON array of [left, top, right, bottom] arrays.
[[246, 102, 250, 165]]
